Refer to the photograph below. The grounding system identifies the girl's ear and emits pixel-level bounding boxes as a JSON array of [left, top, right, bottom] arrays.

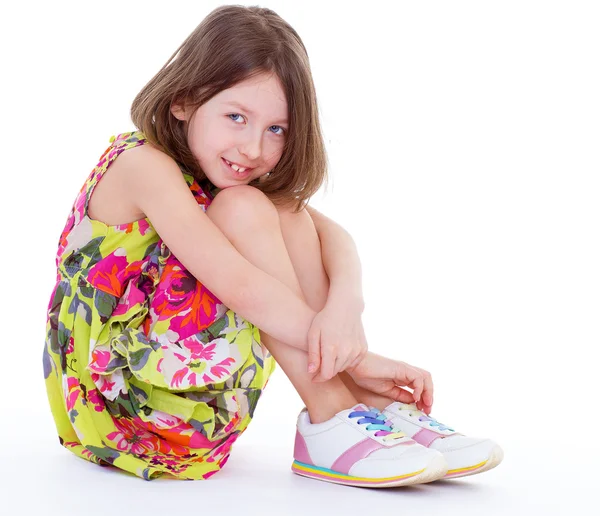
[[170, 102, 187, 121]]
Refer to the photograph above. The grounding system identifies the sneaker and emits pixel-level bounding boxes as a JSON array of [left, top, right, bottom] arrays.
[[380, 402, 504, 479], [291, 403, 448, 487]]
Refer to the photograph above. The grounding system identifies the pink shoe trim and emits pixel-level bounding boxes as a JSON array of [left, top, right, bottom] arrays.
[[330, 438, 383, 475], [412, 428, 444, 447], [293, 431, 313, 465]]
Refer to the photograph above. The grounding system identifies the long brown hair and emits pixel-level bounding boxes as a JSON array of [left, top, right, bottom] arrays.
[[130, 5, 329, 213]]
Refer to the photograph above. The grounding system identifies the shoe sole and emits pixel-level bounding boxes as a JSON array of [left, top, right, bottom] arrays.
[[291, 454, 448, 488], [442, 444, 504, 479]]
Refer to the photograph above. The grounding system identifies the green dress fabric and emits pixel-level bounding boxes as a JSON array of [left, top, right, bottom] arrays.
[[42, 131, 276, 480]]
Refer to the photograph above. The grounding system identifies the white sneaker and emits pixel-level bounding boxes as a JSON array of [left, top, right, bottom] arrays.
[[291, 403, 448, 487], [381, 402, 504, 479]]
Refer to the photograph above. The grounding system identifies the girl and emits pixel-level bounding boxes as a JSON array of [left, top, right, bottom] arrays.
[[43, 4, 502, 486]]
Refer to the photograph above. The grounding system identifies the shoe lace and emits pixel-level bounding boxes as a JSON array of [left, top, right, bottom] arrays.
[[348, 409, 408, 442], [397, 403, 454, 432]]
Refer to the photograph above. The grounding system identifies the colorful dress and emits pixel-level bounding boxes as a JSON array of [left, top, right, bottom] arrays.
[[42, 130, 276, 481]]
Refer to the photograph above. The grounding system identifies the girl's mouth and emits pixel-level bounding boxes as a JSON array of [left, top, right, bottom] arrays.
[[222, 157, 253, 179]]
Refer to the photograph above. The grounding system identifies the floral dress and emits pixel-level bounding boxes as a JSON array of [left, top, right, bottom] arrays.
[[42, 131, 276, 481]]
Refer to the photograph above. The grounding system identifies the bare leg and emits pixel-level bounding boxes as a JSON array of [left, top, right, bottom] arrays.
[[277, 208, 395, 413], [206, 188, 357, 423]]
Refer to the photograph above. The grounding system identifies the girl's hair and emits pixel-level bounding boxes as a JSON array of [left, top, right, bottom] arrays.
[[131, 4, 329, 212]]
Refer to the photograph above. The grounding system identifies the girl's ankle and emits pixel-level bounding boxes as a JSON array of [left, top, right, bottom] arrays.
[[306, 397, 359, 424]]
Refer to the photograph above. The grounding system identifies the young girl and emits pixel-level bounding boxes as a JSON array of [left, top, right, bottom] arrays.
[[43, 4, 503, 486]]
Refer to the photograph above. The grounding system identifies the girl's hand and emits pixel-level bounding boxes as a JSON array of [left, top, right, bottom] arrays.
[[307, 298, 368, 383], [347, 351, 434, 414]]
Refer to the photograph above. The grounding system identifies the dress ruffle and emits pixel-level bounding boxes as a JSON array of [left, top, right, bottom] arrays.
[[85, 237, 273, 441]]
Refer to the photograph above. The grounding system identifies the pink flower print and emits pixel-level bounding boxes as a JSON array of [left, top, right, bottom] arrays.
[[73, 187, 87, 222], [66, 335, 75, 356], [207, 433, 238, 464], [187, 427, 213, 449], [115, 222, 137, 234], [81, 447, 96, 461], [138, 218, 152, 236], [90, 349, 110, 372], [57, 209, 76, 260], [90, 372, 116, 395], [87, 388, 106, 413], [218, 453, 231, 469], [224, 412, 240, 439], [113, 217, 152, 235], [222, 416, 239, 435], [135, 418, 198, 455], [157, 455, 180, 467], [63, 441, 96, 461], [210, 357, 236, 379], [171, 367, 190, 389], [203, 469, 219, 480], [106, 417, 160, 455], [88, 252, 144, 297], [143, 410, 183, 430], [65, 375, 82, 412], [87, 253, 128, 296], [183, 338, 217, 361], [151, 258, 222, 338], [112, 281, 147, 317]]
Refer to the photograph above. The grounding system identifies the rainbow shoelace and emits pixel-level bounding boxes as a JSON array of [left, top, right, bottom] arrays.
[[399, 404, 455, 432], [348, 409, 408, 442]]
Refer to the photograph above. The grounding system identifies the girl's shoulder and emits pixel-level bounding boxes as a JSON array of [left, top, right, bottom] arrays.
[[87, 131, 164, 227], [88, 131, 214, 227]]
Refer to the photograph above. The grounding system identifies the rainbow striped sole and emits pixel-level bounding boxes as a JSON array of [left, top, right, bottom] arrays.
[[445, 459, 488, 477], [291, 460, 430, 488], [443, 445, 504, 479]]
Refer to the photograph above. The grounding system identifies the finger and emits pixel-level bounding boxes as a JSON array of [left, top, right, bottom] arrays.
[[422, 373, 434, 407], [312, 372, 325, 382], [307, 328, 321, 374], [337, 350, 359, 375], [389, 385, 415, 404], [421, 400, 432, 415], [413, 367, 434, 407], [316, 345, 336, 382], [346, 344, 368, 371], [346, 352, 366, 373], [333, 355, 348, 377], [412, 376, 424, 404]]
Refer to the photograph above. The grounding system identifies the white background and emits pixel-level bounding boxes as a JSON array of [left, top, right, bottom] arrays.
[[1, 0, 598, 514]]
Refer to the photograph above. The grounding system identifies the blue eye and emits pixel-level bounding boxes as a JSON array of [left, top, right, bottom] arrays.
[[271, 125, 285, 136], [228, 113, 244, 123], [227, 113, 285, 136]]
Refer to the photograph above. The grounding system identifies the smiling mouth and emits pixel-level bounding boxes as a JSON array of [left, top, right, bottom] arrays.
[[223, 158, 254, 173], [222, 157, 253, 177]]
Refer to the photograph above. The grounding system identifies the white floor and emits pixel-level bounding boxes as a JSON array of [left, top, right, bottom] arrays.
[[0, 435, 591, 516], [1, 371, 594, 516]]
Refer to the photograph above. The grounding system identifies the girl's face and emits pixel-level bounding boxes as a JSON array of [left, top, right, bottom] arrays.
[[171, 72, 289, 189]]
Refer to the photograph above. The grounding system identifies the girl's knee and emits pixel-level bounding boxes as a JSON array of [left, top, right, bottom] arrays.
[[206, 185, 279, 227]]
